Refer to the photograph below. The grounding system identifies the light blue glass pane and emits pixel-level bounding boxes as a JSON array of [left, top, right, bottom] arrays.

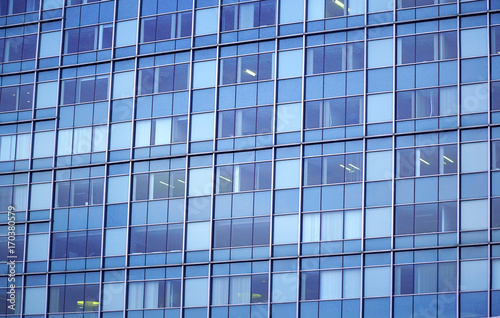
[[254, 191, 271, 216], [275, 189, 300, 213], [195, 8, 218, 35], [192, 89, 215, 112], [492, 56, 500, 80], [303, 187, 321, 211], [494, 172, 500, 196], [414, 295, 437, 318], [439, 60, 457, 85], [396, 179, 414, 204], [321, 185, 344, 210], [437, 295, 456, 316], [342, 299, 360, 318], [344, 183, 362, 208], [280, 0, 304, 23], [368, 68, 393, 93], [363, 298, 390, 318], [459, 292, 487, 318], [251, 305, 268, 318], [346, 71, 364, 95], [492, 291, 500, 316], [415, 177, 438, 203], [300, 302, 318, 317], [272, 303, 296, 317], [232, 193, 253, 217], [365, 181, 392, 206], [117, 0, 138, 19], [416, 63, 438, 88], [461, 58, 488, 83], [306, 76, 324, 100], [229, 305, 250, 317], [184, 308, 207, 318], [439, 175, 457, 201], [236, 83, 257, 107], [324, 73, 345, 98], [394, 296, 413, 318], [461, 173, 488, 199], [257, 81, 274, 105], [219, 86, 236, 109], [278, 78, 302, 103], [319, 300, 341, 317], [215, 195, 231, 218], [397, 65, 415, 90]]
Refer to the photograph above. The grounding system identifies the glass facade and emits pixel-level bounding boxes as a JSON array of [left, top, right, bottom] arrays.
[[0, 0, 499, 317]]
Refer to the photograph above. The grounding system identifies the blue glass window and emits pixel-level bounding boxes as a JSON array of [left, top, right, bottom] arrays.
[[220, 53, 274, 85], [216, 162, 272, 193], [221, 0, 276, 32], [128, 280, 181, 308], [213, 217, 270, 248], [397, 87, 459, 120], [137, 64, 189, 94], [303, 153, 363, 186], [49, 284, 100, 312], [60, 76, 109, 105], [397, 31, 457, 64], [397, 0, 456, 9], [217, 106, 273, 138], [395, 202, 456, 235], [0, 84, 33, 112], [0, 0, 39, 15], [396, 145, 457, 177], [140, 12, 192, 43], [129, 224, 183, 253], [63, 25, 112, 54], [306, 42, 364, 74]]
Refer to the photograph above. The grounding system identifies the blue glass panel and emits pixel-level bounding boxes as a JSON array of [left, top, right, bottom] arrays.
[[363, 298, 390, 318], [459, 292, 487, 318]]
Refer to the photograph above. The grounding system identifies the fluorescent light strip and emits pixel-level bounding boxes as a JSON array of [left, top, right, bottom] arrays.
[[339, 164, 352, 172], [419, 158, 430, 165], [244, 69, 256, 76], [443, 155, 454, 163], [219, 176, 232, 182], [348, 164, 360, 170], [333, 0, 344, 9]]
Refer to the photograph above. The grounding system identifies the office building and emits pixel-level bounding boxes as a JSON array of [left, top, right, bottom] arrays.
[[0, 0, 499, 317]]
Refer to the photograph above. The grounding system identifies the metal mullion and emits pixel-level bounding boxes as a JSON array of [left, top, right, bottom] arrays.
[[177, 28, 194, 317], [271, 36, 278, 146], [389, 17, 397, 318], [206, 21, 221, 318], [120, 10, 141, 315], [95, 5, 119, 314], [20, 176, 30, 316], [487, 5, 492, 315], [456, 14, 462, 318], [267, 115, 277, 318], [266, 40, 279, 318], [38, 169, 56, 318], [294, 28, 307, 318], [133, 0, 142, 58], [109, 0, 118, 61], [190, 0, 196, 50], [359, 12, 368, 317], [43, 15, 65, 301], [124, 40, 140, 273], [178, 157, 188, 318]]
